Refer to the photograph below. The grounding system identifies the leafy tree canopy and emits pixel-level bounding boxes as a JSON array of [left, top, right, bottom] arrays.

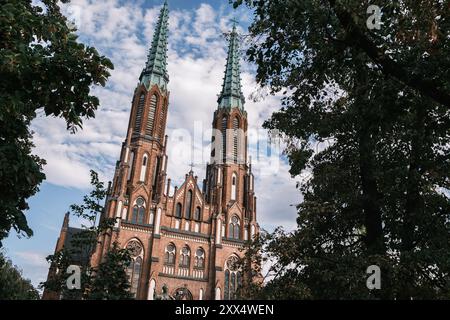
[[0, 250, 40, 300], [0, 0, 113, 245], [40, 171, 133, 300]]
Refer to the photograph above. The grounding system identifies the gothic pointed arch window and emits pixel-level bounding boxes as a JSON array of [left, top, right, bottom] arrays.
[[125, 240, 143, 297], [231, 173, 237, 201], [194, 248, 205, 269], [224, 255, 242, 300], [221, 116, 227, 163], [251, 224, 256, 239], [185, 190, 193, 219], [228, 215, 240, 239], [175, 203, 182, 218], [140, 154, 148, 182], [158, 101, 166, 139], [215, 287, 221, 300], [149, 208, 155, 224], [233, 117, 239, 163], [146, 94, 157, 136], [127, 151, 135, 181], [164, 243, 176, 265], [221, 218, 226, 237], [211, 135, 216, 159], [131, 197, 146, 224], [194, 206, 201, 221], [134, 93, 145, 134], [179, 245, 191, 268], [152, 157, 161, 201]]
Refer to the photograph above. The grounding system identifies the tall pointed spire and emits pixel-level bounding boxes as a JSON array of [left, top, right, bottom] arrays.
[[217, 21, 245, 110], [140, 0, 169, 91]]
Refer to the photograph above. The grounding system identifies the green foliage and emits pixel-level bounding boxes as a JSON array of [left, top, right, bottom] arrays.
[[88, 243, 134, 300], [235, 0, 450, 299], [234, 0, 449, 106], [0, 250, 40, 300], [40, 171, 133, 300], [235, 232, 264, 299], [0, 0, 114, 245]]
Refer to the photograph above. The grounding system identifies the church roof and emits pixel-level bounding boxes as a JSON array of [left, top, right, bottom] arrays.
[[217, 22, 245, 110], [63, 227, 92, 266], [140, 0, 169, 91], [176, 170, 202, 194]]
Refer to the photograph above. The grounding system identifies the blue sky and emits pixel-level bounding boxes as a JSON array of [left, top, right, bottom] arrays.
[[4, 0, 301, 290]]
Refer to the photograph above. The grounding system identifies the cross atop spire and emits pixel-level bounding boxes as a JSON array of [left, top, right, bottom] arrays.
[[217, 20, 245, 110], [230, 17, 238, 28], [140, 0, 169, 92]]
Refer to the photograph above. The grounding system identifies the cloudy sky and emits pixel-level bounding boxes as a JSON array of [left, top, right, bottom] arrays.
[[4, 0, 301, 289]]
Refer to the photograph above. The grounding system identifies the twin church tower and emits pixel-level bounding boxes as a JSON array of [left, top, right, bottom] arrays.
[[45, 1, 259, 300]]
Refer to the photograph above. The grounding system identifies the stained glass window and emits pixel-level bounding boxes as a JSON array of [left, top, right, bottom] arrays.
[[131, 197, 146, 224], [180, 246, 190, 268], [125, 240, 143, 297], [164, 243, 176, 265], [175, 203, 182, 218], [185, 190, 193, 219], [194, 248, 205, 269], [228, 216, 240, 239], [224, 256, 241, 300]]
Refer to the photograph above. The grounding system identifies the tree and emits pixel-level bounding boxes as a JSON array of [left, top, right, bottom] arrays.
[[88, 243, 133, 300], [0, 250, 40, 300], [0, 0, 114, 245], [235, 232, 265, 300], [234, 0, 450, 299], [233, 0, 450, 107], [40, 171, 133, 300]]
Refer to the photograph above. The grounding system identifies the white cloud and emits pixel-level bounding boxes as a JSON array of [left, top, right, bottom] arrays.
[[9, 251, 50, 289], [15, 251, 49, 268]]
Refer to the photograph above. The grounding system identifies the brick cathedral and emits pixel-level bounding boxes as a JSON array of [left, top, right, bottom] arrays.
[[44, 1, 259, 300]]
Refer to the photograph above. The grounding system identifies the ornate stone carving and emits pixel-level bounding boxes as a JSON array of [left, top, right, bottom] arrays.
[[226, 256, 239, 271], [126, 240, 142, 257]]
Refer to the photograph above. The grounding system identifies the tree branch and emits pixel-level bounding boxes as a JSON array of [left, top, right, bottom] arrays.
[[328, 0, 450, 107]]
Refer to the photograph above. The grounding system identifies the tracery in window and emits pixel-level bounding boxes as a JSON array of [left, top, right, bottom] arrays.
[[131, 197, 146, 224], [228, 215, 240, 239], [179, 246, 191, 268], [125, 240, 143, 296], [224, 255, 241, 300], [164, 243, 176, 265], [194, 248, 205, 269]]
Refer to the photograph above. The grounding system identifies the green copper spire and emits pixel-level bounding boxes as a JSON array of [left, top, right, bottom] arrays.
[[217, 22, 245, 110], [140, 0, 169, 91]]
